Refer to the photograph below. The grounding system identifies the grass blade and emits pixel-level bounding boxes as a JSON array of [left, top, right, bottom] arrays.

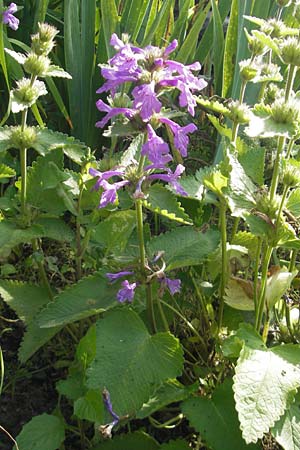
[[100, 0, 119, 59], [222, 0, 239, 98], [121, 0, 150, 42], [142, 0, 174, 46], [210, 0, 225, 95]]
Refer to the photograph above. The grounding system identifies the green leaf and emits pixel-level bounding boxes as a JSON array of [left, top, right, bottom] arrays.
[[246, 115, 297, 139], [56, 371, 85, 401], [74, 389, 104, 422], [46, 65, 72, 79], [76, 323, 96, 366], [287, 188, 300, 218], [119, 134, 143, 167], [222, 0, 238, 98], [147, 227, 220, 271], [143, 184, 192, 225], [210, 0, 225, 94], [233, 345, 300, 443], [222, 323, 266, 359], [0, 126, 14, 153], [87, 309, 184, 416], [0, 163, 15, 179], [272, 392, 300, 450], [0, 221, 44, 257], [0, 280, 61, 362], [232, 231, 259, 260], [137, 379, 195, 419], [34, 218, 74, 243], [121, 0, 150, 42], [92, 210, 136, 253], [92, 432, 159, 450], [37, 273, 119, 328], [183, 379, 260, 450], [15, 414, 65, 450]]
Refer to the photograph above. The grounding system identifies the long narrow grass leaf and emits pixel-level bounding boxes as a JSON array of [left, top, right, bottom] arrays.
[[222, 0, 239, 98], [142, 0, 174, 46], [210, 0, 225, 94]]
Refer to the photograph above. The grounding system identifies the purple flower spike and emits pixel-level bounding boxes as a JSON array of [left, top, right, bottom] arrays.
[[95, 99, 135, 128], [160, 117, 197, 157], [148, 164, 188, 196], [142, 124, 172, 166], [117, 280, 137, 303], [162, 277, 181, 295], [106, 271, 134, 282], [132, 81, 162, 121], [2, 3, 19, 30]]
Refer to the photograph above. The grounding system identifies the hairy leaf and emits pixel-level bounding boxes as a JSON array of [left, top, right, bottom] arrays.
[[143, 184, 192, 225], [287, 188, 300, 218], [74, 389, 104, 422], [87, 309, 184, 416], [92, 432, 159, 450], [147, 227, 220, 270], [15, 414, 65, 450], [38, 273, 119, 328], [233, 345, 300, 443], [272, 392, 300, 450]]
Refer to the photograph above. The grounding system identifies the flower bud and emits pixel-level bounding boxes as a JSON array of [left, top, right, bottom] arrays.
[[244, 29, 266, 56], [261, 19, 286, 38], [280, 37, 300, 66], [37, 22, 59, 42], [11, 78, 47, 112], [282, 159, 300, 187], [271, 97, 300, 124], [23, 53, 50, 77], [255, 190, 279, 219], [239, 59, 259, 81], [263, 83, 283, 105], [31, 23, 58, 56], [228, 101, 251, 124], [10, 126, 37, 149]]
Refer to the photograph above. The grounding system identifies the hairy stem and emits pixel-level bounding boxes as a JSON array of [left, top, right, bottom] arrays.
[[32, 239, 54, 300], [255, 246, 273, 332], [218, 202, 227, 331]]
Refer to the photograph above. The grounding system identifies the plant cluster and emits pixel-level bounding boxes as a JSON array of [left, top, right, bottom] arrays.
[[0, 1, 300, 450]]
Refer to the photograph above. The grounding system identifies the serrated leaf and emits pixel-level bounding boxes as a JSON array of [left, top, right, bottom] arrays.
[[222, 323, 266, 359], [143, 184, 192, 225], [246, 115, 297, 139], [92, 210, 136, 253], [56, 371, 85, 401], [287, 188, 300, 218], [46, 65, 72, 79], [74, 389, 104, 422], [0, 280, 61, 362], [119, 134, 143, 167], [11, 80, 48, 113], [34, 218, 75, 243], [37, 273, 119, 328], [233, 345, 300, 443], [272, 392, 300, 450], [92, 432, 159, 450], [0, 163, 15, 179], [183, 378, 260, 450], [87, 309, 184, 416], [137, 379, 195, 419], [76, 323, 96, 366], [0, 221, 44, 257], [15, 414, 65, 450], [4, 48, 26, 64], [0, 126, 14, 153], [232, 231, 259, 260], [147, 227, 220, 271]]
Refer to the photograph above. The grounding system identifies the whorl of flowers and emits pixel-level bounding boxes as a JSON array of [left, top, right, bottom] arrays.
[[90, 34, 207, 303]]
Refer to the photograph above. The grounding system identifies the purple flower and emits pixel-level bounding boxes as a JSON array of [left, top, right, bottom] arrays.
[[163, 39, 178, 57], [2, 3, 19, 30], [110, 33, 125, 50], [99, 179, 129, 208], [106, 271, 134, 282], [89, 167, 125, 190], [142, 124, 172, 166], [148, 164, 188, 196], [160, 117, 197, 157], [102, 388, 119, 422], [132, 81, 162, 121], [117, 280, 137, 303], [95, 99, 135, 128], [159, 277, 181, 295]]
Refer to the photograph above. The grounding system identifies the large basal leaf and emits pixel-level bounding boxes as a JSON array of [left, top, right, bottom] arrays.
[[182, 378, 260, 450], [272, 392, 300, 450], [287, 188, 300, 218], [142, 184, 192, 225], [0, 280, 61, 362], [233, 344, 300, 443], [34, 218, 75, 243], [87, 309, 184, 416], [15, 414, 65, 450], [147, 227, 220, 270], [92, 210, 136, 253], [92, 431, 159, 450], [137, 379, 195, 419], [37, 273, 119, 328], [0, 221, 44, 257], [74, 389, 104, 423]]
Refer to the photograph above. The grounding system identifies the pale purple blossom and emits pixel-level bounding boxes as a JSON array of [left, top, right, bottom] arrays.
[[117, 280, 137, 303], [106, 271, 134, 282], [89, 167, 125, 190], [163, 39, 178, 57], [160, 117, 197, 157], [148, 164, 187, 196], [132, 81, 162, 121], [99, 179, 129, 208], [142, 124, 172, 166], [100, 388, 119, 438], [2, 3, 19, 30], [159, 277, 181, 295], [95, 99, 135, 128]]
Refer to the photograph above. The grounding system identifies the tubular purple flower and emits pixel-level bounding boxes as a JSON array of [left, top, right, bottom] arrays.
[[142, 124, 172, 166], [2, 3, 19, 30], [98, 179, 129, 208], [102, 388, 120, 422], [132, 82, 162, 121], [106, 271, 134, 282], [148, 164, 188, 196], [117, 280, 137, 303], [95, 99, 135, 128], [163, 39, 178, 57], [110, 33, 125, 50], [160, 117, 197, 157], [159, 277, 181, 295], [89, 167, 125, 190]]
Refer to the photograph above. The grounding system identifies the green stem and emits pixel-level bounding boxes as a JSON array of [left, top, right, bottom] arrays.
[[275, 184, 289, 231], [190, 270, 210, 330], [262, 318, 270, 344], [230, 216, 240, 242], [285, 64, 297, 102], [253, 237, 262, 310], [32, 239, 54, 300], [218, 202, 227, 331], [20, 146, 27, 218], [156, 292, 169, 332], [269, 136, 285, 202], [286, 138, 295, 159], [75, 180, 84, 281], [255, 246, 273, 332], [289, 249, 297, 272]]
